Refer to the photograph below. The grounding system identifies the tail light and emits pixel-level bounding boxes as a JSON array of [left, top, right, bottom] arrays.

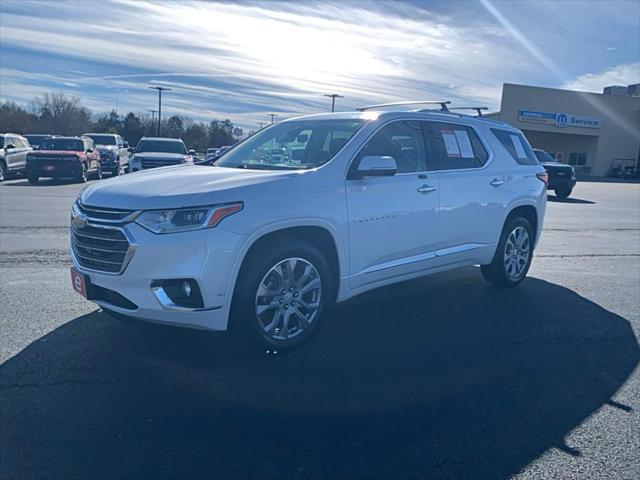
[[536, 171, 549, 186]]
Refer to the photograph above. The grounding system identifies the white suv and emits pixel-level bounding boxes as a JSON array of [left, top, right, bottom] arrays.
[[70, 105, 547, 349]]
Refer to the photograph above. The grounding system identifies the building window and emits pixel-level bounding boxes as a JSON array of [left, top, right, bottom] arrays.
[[568, 152, 587, 166]]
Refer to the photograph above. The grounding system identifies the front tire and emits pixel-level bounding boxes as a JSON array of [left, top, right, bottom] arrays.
[[231, 239, 333, 350], [0, 161, 6, 182], [555, 188, 572, 199], [76, 163, 88, 183], [481, 217, 534, 288]]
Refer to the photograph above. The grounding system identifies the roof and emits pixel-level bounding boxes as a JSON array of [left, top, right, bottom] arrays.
[[283, 110, 511, 128], [140, 137, 184, 142]]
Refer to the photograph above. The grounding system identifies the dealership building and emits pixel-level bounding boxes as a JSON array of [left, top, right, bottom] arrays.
[[487, 83, 640, 177]]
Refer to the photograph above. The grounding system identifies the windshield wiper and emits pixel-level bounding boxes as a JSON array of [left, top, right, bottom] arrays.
[[234, 163, 310, 170]]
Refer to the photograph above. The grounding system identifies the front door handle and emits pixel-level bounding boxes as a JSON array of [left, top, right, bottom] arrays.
[[490, 178, 505, 187], [417, 184, 437, 194]]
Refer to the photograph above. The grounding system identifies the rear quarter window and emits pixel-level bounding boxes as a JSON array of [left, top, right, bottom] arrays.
[[491, 128, 539, 165], [425, 122, 489, 170]]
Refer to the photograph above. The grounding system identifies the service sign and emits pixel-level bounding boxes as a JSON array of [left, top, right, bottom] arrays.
[[518, 110, 601, 129]]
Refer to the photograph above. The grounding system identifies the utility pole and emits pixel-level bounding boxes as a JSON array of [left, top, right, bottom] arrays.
[[258, 122, 265, 129], [148, 86, 171, 136], [268, 113, 277, 124], [147, 109, 157, 126], [324, 94, 343, 112]]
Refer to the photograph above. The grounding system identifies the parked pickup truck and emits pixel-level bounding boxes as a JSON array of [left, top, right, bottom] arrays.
[[84, 133, 130, 177], [27, 136, 101, 184]]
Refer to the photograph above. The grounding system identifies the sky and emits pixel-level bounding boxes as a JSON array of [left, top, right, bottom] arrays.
[[0, 0, 639, 130]]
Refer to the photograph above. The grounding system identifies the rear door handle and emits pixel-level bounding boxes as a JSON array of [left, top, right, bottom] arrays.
[[490, 178, 505, 187], [417, 184, 437, 194]]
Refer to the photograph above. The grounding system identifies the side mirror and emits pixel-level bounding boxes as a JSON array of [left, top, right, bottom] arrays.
[[188, 149, 196, 155], [87, 148, 94, 153], [128, 147, 135, 153], [123, 142, 129, 148], [5, 144, 15, 150], [351, 155, 397, 179]]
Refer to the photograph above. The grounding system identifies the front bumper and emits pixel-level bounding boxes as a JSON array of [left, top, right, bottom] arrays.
[[71, 221, 246, 331], [548, 177, 576, 190], [27, 162, 83, 178]]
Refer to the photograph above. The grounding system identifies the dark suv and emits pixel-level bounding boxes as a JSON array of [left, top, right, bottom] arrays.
[[533, 149, 576, 198]]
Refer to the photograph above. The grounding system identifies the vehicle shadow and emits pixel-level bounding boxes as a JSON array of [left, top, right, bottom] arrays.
[[0, 177, 80, 187], [547, 194, 595, 204], [1, 268, 638, 479]]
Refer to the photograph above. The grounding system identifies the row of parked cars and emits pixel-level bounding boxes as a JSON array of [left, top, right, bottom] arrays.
[[0, 133, 201, 184]]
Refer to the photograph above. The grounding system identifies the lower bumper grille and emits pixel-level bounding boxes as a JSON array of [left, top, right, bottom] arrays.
[[141, 159, 181, 169], [71, 224, 131, 273]]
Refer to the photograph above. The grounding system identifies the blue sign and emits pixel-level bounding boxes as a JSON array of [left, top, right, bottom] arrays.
[[555, 113, 568, 127], [518, 109, 601, 129]]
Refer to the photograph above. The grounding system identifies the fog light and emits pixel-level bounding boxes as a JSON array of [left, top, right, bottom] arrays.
[[150, 278, 204, 309]]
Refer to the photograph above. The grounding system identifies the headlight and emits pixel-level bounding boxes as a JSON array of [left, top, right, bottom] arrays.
[[135, 203, 243, 234]]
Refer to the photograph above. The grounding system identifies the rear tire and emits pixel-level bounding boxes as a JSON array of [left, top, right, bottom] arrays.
[[555, 188, 572, 199], [231, 238, 333, 351], [95, 163, 103, 180], [481, 216, 534, 288]]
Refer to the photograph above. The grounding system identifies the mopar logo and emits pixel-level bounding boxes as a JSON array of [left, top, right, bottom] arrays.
[[555, 113, 568, 127]]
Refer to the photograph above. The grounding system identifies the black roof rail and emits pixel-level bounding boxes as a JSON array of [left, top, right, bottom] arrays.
[[449, 106, 488, 117], [356, 100, 451, 112]]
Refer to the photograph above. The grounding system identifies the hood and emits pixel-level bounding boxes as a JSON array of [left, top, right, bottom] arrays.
[[132, 152, 187, 160], [79, 164, 297, 210], [97, 145, 117, 152], [28, 150, 82, 157], [541, 162, 573, 169]]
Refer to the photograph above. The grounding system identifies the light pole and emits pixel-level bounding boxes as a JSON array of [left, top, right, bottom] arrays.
[[258, 122, 265, 129], [268, 113, 277, 124], [149, 86, 171, 136], [324, 94, 343, 112], [147, 109, 157, 126]]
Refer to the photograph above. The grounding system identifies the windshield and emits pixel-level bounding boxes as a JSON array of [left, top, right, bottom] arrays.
[[215, 119, 365, 170], [39, 138, 84, 151], [534, 150, 556, 163], [136, 140, 187, 154], [86, 134, 116, 146]]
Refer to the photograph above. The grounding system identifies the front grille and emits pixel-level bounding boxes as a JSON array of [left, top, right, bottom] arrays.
[[78, 203, 136, 223], [29, 155, 78, 163], [141, 158, 181, 169], [71, 224, 131, 273]]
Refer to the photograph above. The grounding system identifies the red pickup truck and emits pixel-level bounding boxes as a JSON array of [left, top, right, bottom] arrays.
[[26, 136, 102, 184]]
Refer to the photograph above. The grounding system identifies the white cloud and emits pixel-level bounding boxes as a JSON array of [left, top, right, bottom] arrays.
[[562, 63, 640, 92], [0, 0, 638, 128]]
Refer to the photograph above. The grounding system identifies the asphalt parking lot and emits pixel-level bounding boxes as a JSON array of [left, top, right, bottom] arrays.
[[1, 177, 639, 479]]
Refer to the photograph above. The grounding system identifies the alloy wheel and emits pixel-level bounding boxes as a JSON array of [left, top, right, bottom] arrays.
[[255, 257, 322, 342], [503, 226, 531, 281]]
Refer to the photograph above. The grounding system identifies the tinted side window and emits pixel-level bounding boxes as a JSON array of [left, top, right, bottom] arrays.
[[353, 121, 427, 174], [424, 122, 488, 170], [491, 129, 539, 165]]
